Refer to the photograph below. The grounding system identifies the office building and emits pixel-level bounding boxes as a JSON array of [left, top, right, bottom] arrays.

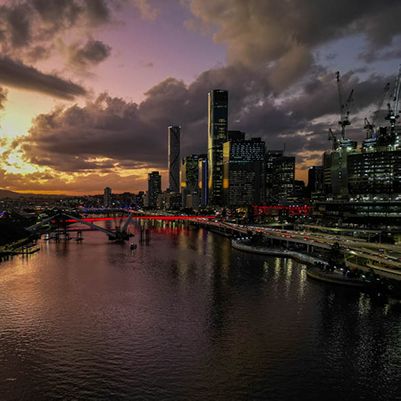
[[317, 128, 401, 224], [147, 171, 161, 209], [271, 156, 296, 202], [307, 166, 324, 196], [207, 89, 228, 206], [323, 138, 358, 196], [168, 125, 180, 193], [198, 156, 208, 207], [227, 130, 245, 141], [265, 150, 284, 201], [293, 180, 307, 199], [265, 151, 295, 203], [223, 137, 266, 207], [103, 187, 112, 208], [181, 154, 203, 208], [347, 150, 401, 195]]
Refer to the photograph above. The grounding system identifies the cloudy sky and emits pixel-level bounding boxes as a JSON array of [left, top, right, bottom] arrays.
[[0, 0, 400, 194]]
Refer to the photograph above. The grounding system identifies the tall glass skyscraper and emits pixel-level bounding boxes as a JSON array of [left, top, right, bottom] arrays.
[[148, 171, 161, 209], [208, 89, 228, 206], [103, 187, 112, 208], [168, 125, 180, 193], [223, 137, 266, 207], [198, 156, 208, 207]]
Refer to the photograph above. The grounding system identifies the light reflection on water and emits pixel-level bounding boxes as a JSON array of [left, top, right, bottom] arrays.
[[0, 221, 400, 401]]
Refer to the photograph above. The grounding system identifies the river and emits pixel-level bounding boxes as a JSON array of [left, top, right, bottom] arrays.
[[0, 221, 401, 401]]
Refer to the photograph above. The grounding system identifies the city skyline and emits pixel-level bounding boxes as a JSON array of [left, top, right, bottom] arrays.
[[0, 1, 401, 194]]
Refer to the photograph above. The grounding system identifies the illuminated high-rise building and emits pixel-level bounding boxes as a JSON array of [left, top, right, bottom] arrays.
[[265, 153, 296, 203], [347, 150, 401, 195], [223, 137, 265, 207], [103, 187, 112, 208], [147, 171, 161, 209], [208, 89, 228, 206], [181, 154, 204, 209], [271, 156, 296, 202], [198, 156, 208, 207], [307, 165, 324, 197], [265, 150, 284, 201], [168, 126, 180, 193]]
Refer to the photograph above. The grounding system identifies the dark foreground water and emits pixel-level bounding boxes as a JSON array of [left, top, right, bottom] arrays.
[[0, 222, 401, 401]]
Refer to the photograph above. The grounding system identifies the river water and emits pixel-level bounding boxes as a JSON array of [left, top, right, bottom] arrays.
[[0, 221, 401, 401]]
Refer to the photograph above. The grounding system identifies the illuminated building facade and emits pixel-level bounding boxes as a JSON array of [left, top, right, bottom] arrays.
[[348, 150, 401, 195], [103, 187, 112, 208], [148, 171, 161, 209], [318, 129, 401, 224], [198, 156, 208, 207], [265, 150, 284, 201], [223, 137, 265, 207], [271, 156, 296, 202], [168, 125, 180, 193], [181, 154, 204, 208], [208, 89, 228, 206], [323, 143, 357, 197]]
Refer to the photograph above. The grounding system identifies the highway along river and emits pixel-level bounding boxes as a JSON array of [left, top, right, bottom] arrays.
[[0, 221, 401, 401]]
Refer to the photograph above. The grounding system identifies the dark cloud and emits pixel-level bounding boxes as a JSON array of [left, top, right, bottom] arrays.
[[0, 1, 110, 50], [0, 0, 160, 81], [5, 0, 401, 191], [186, 0, 401, 90], [2, 3, 31, 47], [359, 43, 401, 63], [31, 0, 82, 26], [0, 0, 120, 69], [25, 45, 53, 62], [68, 39, 112, 69], [84, 0, 111, 25], [0, 56, 86, 100], [286, 70, 393, 122], [20, 63, 385, 176]]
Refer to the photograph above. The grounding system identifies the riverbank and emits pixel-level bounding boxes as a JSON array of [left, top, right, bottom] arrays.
[[0, 237, 39, 262], [231, 239, 375, 289], [306, 265, 367, 288], [231, 239, 326, 265]]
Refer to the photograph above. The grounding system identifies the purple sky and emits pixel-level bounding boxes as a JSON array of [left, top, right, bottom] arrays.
[[0, 0, 400, 194]]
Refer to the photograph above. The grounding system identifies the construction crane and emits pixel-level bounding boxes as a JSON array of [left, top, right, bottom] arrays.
[[336, 71, 354, 139], [385, 65, 401, 132], [328, 128, 339, 150], [364, 82, 391, 139]]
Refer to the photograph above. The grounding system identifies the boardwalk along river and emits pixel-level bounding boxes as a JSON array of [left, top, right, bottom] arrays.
[[0, 221, 401, 401]]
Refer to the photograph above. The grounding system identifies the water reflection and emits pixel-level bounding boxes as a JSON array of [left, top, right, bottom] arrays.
[[0, 223, 400, 401]]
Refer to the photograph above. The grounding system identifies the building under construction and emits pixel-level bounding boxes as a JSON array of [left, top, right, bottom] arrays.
[[319, 67, 401, 225]]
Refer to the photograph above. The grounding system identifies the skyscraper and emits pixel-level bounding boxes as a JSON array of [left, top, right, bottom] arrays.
[[103, 187, 112, 208], [307, 166, 324, 196], [198, 156, 208, 207], [223, 137, 266, 207], [271, 156, 296, 202], [208, 89, 228, 206], [147, 171, 161, 209], [180, 154, 204, 209], [265, 150, 284, 201], [168, 125, 180, 193]]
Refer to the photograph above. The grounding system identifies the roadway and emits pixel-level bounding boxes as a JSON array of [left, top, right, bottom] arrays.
[[194, 219, 401, 280]]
